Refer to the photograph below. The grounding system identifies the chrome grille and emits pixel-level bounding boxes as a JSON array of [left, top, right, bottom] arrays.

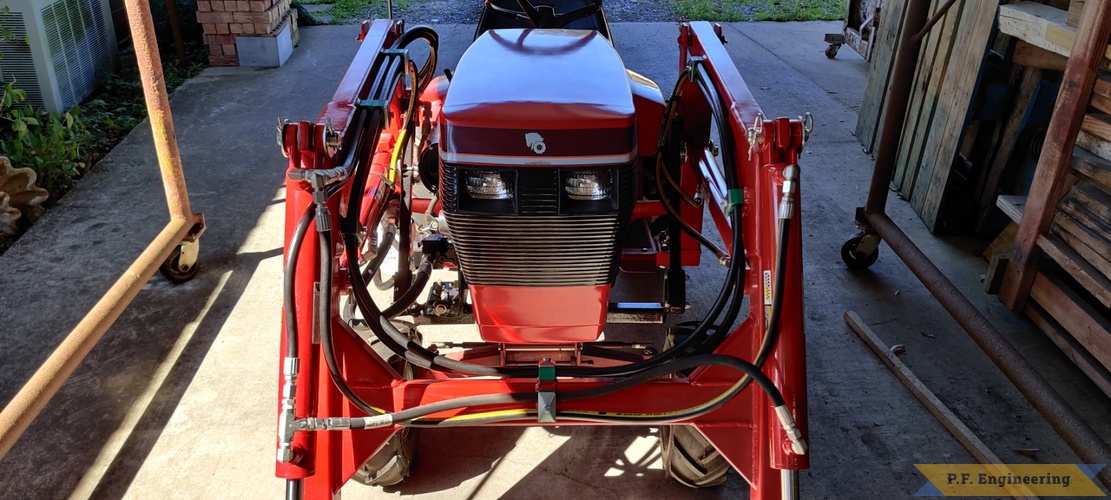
[[446, 214, 624, 286], [441, 163, 635, 287]]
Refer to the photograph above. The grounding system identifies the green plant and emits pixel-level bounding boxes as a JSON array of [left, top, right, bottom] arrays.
[[669, 0, 846, 22], [0, 7, 88, 195]]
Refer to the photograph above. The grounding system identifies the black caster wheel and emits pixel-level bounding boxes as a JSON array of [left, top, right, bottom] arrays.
[[841, 232, 879, 269], [160, 241, 200, 283], [825, 43, 840, 59]]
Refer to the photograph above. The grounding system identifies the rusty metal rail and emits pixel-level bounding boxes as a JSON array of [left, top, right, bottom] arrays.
[[852, 0, 1111, 487], [0, 0, 203, 459]]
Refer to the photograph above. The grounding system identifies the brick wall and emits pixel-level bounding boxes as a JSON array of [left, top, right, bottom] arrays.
[[196, 0, 295, 66]]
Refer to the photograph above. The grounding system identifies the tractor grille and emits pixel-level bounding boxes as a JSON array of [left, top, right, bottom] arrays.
[[446, 214, 625, 286], [442, 163, 634, 287]]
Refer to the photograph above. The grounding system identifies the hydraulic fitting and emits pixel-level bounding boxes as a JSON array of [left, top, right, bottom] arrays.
[[277, 357, 300, 463], [778, 165, 799, 221], [774, 404, 808, 455]]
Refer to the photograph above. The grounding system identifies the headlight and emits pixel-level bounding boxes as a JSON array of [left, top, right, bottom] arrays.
[[464, 170, 514, 200], [565, 171, 612, 201]]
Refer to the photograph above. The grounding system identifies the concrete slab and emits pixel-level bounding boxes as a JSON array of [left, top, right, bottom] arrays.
[[0, 21, 1109, 500]]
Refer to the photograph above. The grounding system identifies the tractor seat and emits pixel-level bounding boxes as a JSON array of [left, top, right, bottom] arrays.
[[474, 0, 611, 40]]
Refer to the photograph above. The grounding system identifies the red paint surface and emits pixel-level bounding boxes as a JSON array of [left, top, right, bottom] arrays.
[[470, 285, 608, 342], [280, 22, 811, 500], [441, 29, 636, 130]]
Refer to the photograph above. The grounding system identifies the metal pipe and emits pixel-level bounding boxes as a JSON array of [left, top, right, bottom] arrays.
[[781, 469, 799, 500], [863, 211, 1111, 486], [0, 0, 200, 461], [285, 479, 303, 500], [125, 0, 193, 221], [911, 0, 959, 43], [0, 219, 193, 459], [862, 0, 932, 215]]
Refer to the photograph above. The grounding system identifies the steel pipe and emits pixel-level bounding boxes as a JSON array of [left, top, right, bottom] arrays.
[[0, 219, 193, 459], [125, 0, 193, 221], [861, 0, 931, 215], [862, 212, 1111, 485], [0, 0, 200, 461]]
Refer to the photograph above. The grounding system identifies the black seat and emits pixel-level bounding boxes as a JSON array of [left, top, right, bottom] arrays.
[[473, 0, 611, 41]]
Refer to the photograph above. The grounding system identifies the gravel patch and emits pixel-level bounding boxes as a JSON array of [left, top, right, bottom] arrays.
[[390, 0, 675, 25]]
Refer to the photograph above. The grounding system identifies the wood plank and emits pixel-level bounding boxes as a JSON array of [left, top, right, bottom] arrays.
[[896, 0, 966, 195], [1059, 189, 1111, 238], [1054, 204, 1111, 279], [1093, 93, 1111, 115], [915, 0, 1003, 229], [1072, 146, 1111, 188], [856, 0, 909, 154], [1037, 233, 1111, 307], [1077, 130, 1111, 162], [996, 194, 1027, 223], [1025, 302, 1111, 400], [1083, 113, 1111, 142], [1068, 183, 1111, 224], [977, 70, 1042, 221], [1097, 72, 1111, 99], [894, 0, 951, 194], [1013, 40, 1069, 70], [1029, 272, 1111, 374], [1000, 0, 1111, 310], [998, 2, 1111, 69], [1056, 224, 1111, 292], [1067, 0, 1088, 28], [985, 221, 1018, 260], [843, 312, 1037, 500]]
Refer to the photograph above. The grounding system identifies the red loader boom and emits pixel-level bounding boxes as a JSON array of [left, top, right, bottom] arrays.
[[276, 12, 811, 499]]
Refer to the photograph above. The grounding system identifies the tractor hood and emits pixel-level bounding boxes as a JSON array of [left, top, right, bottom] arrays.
[[440, 28, 637, 166]]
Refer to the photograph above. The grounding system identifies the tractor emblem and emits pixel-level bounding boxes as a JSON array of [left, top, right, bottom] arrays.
[[525, 132, 546, 154]]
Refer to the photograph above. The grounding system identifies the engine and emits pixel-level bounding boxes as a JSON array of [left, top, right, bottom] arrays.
[[438, 29, 638, 343]]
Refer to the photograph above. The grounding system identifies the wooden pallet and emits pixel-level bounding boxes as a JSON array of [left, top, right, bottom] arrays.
[[854, 0, 1000, 231]]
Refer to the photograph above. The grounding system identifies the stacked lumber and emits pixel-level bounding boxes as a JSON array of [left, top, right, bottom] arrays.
[[992, 0, 1111, 398]]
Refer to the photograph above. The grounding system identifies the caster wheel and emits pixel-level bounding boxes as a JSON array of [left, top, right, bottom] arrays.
[[841, 232, 879, 269], [159, 241, 200, 283], [825, 44, 840, 59]]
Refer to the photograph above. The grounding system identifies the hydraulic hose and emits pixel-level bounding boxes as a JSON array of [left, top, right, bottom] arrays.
[[381, 258, 432, 318], [361, 222, 396, 283], [319, 230, 383, 415], [342, 58, 751, 378], [313, 35, 796, 433], [283, 206, 315, 358]]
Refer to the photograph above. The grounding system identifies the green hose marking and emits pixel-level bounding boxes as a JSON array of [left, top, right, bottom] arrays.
[[725, 188, 744, 215]]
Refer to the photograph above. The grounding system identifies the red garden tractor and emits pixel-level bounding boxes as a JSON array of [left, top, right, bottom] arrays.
[[276, 2, 811, 498]]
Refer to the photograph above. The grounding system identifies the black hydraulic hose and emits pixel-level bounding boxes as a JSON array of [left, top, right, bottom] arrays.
[[361, 223, 396, 282], [381, 259, 432, 318], [319, 230, 382, 415], [399, 354, 787, 426], [391, 26, 438, 91], [283, 206, 316, 358], [390, 353, 784, 423], [341, 66, 751, 378]]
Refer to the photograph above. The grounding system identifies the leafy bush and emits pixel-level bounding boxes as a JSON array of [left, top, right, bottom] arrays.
[[0, 87, 88, 192], [0, 11, 88, 195]]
